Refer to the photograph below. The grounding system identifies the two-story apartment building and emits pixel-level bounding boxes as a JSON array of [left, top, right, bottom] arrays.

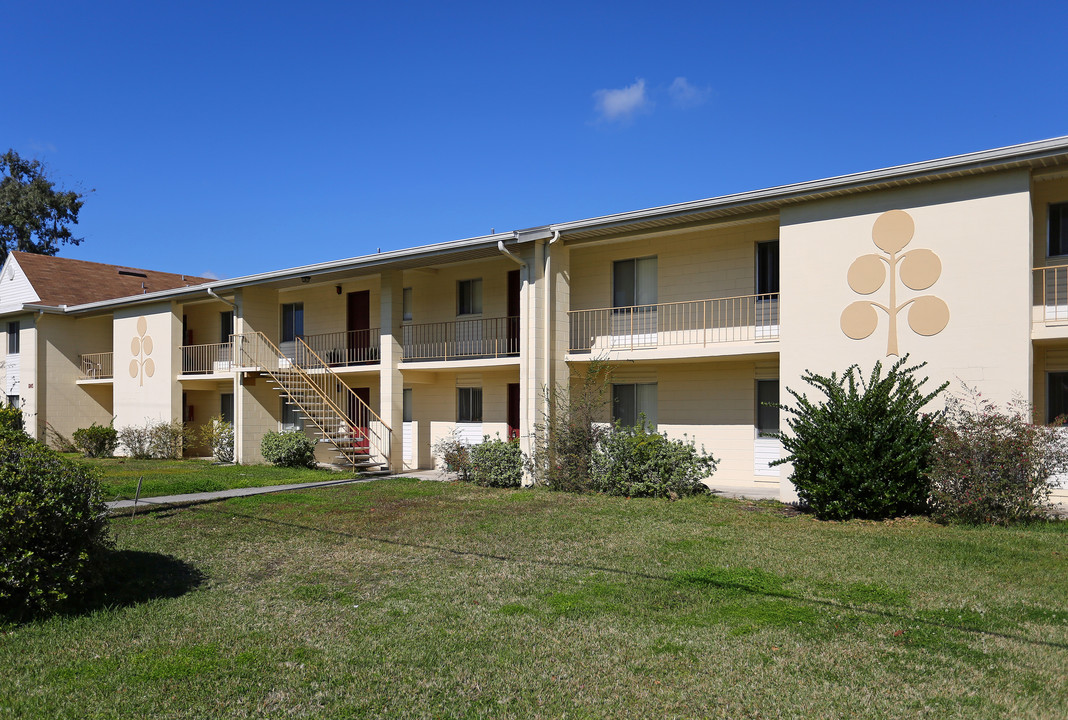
[[5, 135, 1068, 503]]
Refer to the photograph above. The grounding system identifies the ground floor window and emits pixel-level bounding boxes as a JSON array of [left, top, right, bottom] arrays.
[[457, 387, 482, 423], [281, 398, 303, 431], [5, 395, 18, 409], [1048, 372, 1068, 423], [403, 388, 413, 423], [612, 383, 657, 429], [221, 393, 234, 425], [756, 380, 779, 437]]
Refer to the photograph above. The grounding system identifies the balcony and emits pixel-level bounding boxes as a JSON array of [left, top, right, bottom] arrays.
[[403, 316, 519, 361], [568, 293, 779, 354], [78, 352, 113, 380], [298, 329, 380, 367], [181, 342, 234, 375], [1036, 265, 1068, 324]]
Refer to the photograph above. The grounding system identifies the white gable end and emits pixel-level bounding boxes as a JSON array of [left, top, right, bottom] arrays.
[[0, 255, 41, 314]]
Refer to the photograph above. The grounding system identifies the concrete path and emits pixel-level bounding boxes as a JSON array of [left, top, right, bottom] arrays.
[[106, 476, 372, 511]]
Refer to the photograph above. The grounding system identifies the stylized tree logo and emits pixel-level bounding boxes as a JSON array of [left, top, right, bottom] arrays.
[[840, 209, 949, 356], [129, 316, 155, 386]]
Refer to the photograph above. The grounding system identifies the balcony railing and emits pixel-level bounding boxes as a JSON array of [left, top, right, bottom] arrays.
[[78, 352, 113, 380], [403, 316, 520, 361], [298, 329, 380, 367], [1035, 265, 1068, 323], [181, 342, 234, 374], [568, 293, 780, 353]]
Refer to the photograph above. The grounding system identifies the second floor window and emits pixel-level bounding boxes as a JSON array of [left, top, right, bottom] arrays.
[[458, 279, 482, 316], [1050, 202, 1068, 257], [281, 303, 304, 342], [7, 321, 19, 355], [613, 257, 657, 308], [220, 311, 234, 344], [757, 241, 779, 295], [402, 287, 413, 322]]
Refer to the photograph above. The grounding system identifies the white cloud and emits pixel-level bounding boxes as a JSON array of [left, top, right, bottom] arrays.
[[199, 270, 220, 280], [668, 77, 711, 109], [593, 79, 650, 122]]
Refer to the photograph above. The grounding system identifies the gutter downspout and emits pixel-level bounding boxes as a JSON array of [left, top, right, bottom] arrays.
[[207, 287, 237, 310], [544, 231, 560, 415]]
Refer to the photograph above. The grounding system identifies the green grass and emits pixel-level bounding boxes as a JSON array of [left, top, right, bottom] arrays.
[[69, 455, 341, 499], [3, 480, 1067, 718]]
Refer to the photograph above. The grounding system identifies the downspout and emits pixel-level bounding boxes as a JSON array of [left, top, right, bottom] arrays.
[[207, 287, 237, 310], [544, 230, 560, 408]]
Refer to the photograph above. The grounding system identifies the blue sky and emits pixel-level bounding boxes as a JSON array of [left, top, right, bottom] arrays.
[[3, 1, 1065, 279]]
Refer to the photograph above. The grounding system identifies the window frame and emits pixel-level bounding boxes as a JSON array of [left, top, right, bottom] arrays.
[[220, 393, 235, 425], [1047, 371, 1068, 423], [611, 382, 657, 429], [402, 287, 413, 322], [7, 321, 19, 355], [280, 398, 304, 432], [457, 279, 483, 316], [756, 379, 779, 438], [457, 387, 483, 423], [280, 302, 304, 343], [220, 311, 234, 344], [612, 257, 657, 309], [756, 240, 780, 296], [1049, 202, 1068, 258]]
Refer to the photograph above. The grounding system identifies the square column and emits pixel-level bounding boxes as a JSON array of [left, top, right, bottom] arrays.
[[379, 270, 405, 470]]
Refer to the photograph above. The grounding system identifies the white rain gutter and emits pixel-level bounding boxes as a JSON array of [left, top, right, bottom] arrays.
[[207, 287, 237, 309]]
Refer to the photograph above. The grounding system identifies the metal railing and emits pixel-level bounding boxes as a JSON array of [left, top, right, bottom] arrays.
[[180, 342, 234, 374], [568, 293, 780, 352], [403, 315, 520, 361], [233, 332, 391, 468], [1035, 265, 1068, 323], [298, 329, 380, 367], [78, 352, 113, 380]]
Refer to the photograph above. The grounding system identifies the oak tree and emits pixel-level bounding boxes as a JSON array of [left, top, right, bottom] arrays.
[[0, 150, 87, 262]]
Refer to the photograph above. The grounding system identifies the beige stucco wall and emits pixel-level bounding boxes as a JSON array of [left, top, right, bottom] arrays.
[[779, 170, 1033, 500], [277, 276, 380, 338], [402, 257, 516, 326], [38, 314, 113, 444], [112, 303, 182, 436], [236, 373, 279, 464], [180, 299, 233, 346]]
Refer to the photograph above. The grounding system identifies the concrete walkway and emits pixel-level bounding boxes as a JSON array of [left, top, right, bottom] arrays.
[[106, 476, 373, 511]]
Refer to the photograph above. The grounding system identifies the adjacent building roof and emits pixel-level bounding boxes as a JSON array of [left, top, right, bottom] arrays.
[[10, 252, 212, 307]]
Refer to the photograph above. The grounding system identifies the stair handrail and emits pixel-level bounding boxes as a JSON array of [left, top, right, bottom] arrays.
[[294, 335, 392, 464], [233, 332, 390, 467]]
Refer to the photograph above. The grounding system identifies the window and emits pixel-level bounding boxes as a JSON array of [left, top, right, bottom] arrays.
[[281, 303, 304, 342], [1050, 203, 1068, 257], [756, 241, 779, 295], [458, 279, 482, 316], [281, 399, 304, 431], [756, 380, 779, 437], [7, 321, 18, 354], [612, 383, 657, 428], [220, 311, 234, 344], [613, 257, 657, 308], [220, 393, 234, 425], [1048, 372, 1068, 423], [6, 395, 18, 409], [402, 287, 413, 322], [457, 387, 482, 422], [403, 388, 413, 423]]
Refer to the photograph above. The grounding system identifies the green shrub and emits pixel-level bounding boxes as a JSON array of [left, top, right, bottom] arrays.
[[469, 436, 524, 487], [72, 423, 119, 458], [199, 416, 234, 463], [261, 430, 317, 468], [117, 423, 152, 459], [118, 420, 186, 459], [0, 405, 24, 435], [776, 356, 946, 520], [928, 387, 1068, 524], [590, 420, 717, 498], [432, 430, 471, 481], [0, 435, 111, 618]]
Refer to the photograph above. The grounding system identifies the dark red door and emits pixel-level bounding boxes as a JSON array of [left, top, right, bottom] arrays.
[[347, 291, 370, 364], [348, 386, 372, 451], [507, 270, 520, 353], [507, 383, 520, 440]]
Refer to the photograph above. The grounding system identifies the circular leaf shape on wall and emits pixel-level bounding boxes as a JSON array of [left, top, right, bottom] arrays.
[[871, 210, 915, 254], [142, 336, 153, 355], [136, 317, 148, 337], [143, 358, 155, 378], [847, 254, 886, 295], [908, 295, 950, 336], [130, 337, 142, 356], [899, 249, 941, 291], [129, 359, 140, 378], [841, 301, 879, 340]]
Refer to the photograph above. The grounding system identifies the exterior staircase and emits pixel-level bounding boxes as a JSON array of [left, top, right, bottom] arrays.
[[234, 332, 391, 475]]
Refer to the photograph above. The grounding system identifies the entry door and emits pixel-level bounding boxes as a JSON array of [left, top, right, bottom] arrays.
[[507, 383, 520, 440], [347, 291, 371, 364], [507, 270, 520, 353], [348, 386, 372, 450]]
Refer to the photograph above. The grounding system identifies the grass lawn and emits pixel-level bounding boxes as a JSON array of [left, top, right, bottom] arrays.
[[69, 455, 342, 499], [3, 479, 1067, 719]]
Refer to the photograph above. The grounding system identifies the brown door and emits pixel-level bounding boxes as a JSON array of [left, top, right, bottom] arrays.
[[348, 386, 372, 450], [507, 270, 520, 353], [347, 291, 371, 364], [507, 383, 520, 440]]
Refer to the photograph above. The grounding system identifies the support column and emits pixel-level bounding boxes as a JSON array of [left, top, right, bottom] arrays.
[[379, 270, 405, 471], [519, 241, 545, 479]]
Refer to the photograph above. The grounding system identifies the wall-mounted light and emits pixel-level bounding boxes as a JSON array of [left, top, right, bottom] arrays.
[[300, 276, 311, 284], [336, 285, 342, 295]]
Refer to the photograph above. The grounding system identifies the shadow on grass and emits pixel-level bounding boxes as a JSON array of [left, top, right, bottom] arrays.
[[189, 502, 1068, 653], [73, 550, 205, 615]]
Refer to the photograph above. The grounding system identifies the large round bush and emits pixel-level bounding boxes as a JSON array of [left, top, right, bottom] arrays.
[[0, 435, 111, 618], [261, 430, 317, 468]]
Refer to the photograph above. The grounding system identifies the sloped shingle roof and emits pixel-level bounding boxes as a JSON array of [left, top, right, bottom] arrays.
[[12, 252, 213, 307]]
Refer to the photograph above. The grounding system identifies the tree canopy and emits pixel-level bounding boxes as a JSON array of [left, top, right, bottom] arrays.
[[0, 150, 87, 263]]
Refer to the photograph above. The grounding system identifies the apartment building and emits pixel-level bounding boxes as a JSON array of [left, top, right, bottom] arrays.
[[4, 135, 1068, 503]]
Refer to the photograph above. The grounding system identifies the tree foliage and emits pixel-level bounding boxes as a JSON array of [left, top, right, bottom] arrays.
[[0, 150, 87, 262]]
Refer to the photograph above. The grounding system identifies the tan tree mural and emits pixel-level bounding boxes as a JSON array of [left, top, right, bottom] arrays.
[[841, 209, 949, 356], [129, 316, 155, 386]]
